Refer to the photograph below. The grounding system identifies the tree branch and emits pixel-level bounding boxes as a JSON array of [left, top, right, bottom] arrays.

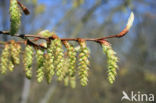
[[0, 12, 134, 47]]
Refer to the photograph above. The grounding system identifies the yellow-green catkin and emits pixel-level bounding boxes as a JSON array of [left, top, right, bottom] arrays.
[[64, 41, 77, 88], [0, 44, 10, 74], [53, 38, 65, 81], [70, 76, 76, 88], [24, 45, 34, 79], [64, 42, 77, 77], [102, 42, 118, 84], [78, 40, 90, 86], [36, 49, 44, 83], [10, 0, 21, 35], [43, 41, 55, 84], [62, 56, 71, 87], [10, 41, 21, 64]]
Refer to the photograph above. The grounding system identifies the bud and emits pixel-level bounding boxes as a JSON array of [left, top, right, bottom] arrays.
[[39, 30, 54, 37]]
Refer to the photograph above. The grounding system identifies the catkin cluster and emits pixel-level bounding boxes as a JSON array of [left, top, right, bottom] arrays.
[[0, 41, 21, 74], [78, 40, 90, 86], [10, 41, 21, 64], [10, 0, 21, 35], [9, 41, 21, 71], [102, 42, 118, 84], [0, 30, 120, 87], [0, 44, 10, 74], [1, 0, 132, 87]]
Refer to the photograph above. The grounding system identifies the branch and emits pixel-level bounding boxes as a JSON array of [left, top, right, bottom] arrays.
[[0, 12, 134, 47], [17, 0, 30, 15]]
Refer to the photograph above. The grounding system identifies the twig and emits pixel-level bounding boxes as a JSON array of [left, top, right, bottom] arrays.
[[0, 12, 134, 48], [17, 0, 30, 15]]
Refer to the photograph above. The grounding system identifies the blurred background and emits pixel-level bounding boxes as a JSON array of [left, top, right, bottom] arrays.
[[0, 0, 156, 103]]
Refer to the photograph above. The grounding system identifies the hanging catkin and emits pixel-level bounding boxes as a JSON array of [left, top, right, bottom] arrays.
[[10, 0, 21, 35]]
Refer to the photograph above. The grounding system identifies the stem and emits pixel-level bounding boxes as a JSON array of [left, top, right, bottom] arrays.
[[0, 12, 134, 48], [17, 0, 30, 15]]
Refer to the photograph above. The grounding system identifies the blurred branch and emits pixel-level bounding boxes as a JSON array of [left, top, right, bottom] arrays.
[[20, 78, 31, 103], [71, 0, 105, 37], [53, 9, 75, 31], [39, 82, 57, 103], [81, 0, 105, 22]]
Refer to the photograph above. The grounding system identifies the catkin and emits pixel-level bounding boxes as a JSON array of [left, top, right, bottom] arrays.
[[78, 40, 90, 86], [64, 41, 77, 77], [10, 0, 21, 35], [0, 44, 10, 74], [0, 29, 120, 87], [10, 41, 21, 64], [24, 45, 34, 79], [44, 40, 55, 84], [36, 49, 44, 83], [53, 38, 65, 81], [63, 41, 77, 88], [102, 42, 118, 84]]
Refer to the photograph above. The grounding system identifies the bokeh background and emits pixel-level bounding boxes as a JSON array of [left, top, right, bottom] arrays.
[[0, 0, 156, 103]]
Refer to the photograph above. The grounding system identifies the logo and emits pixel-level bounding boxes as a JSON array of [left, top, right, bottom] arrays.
[[121, 91, 155, 102]]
